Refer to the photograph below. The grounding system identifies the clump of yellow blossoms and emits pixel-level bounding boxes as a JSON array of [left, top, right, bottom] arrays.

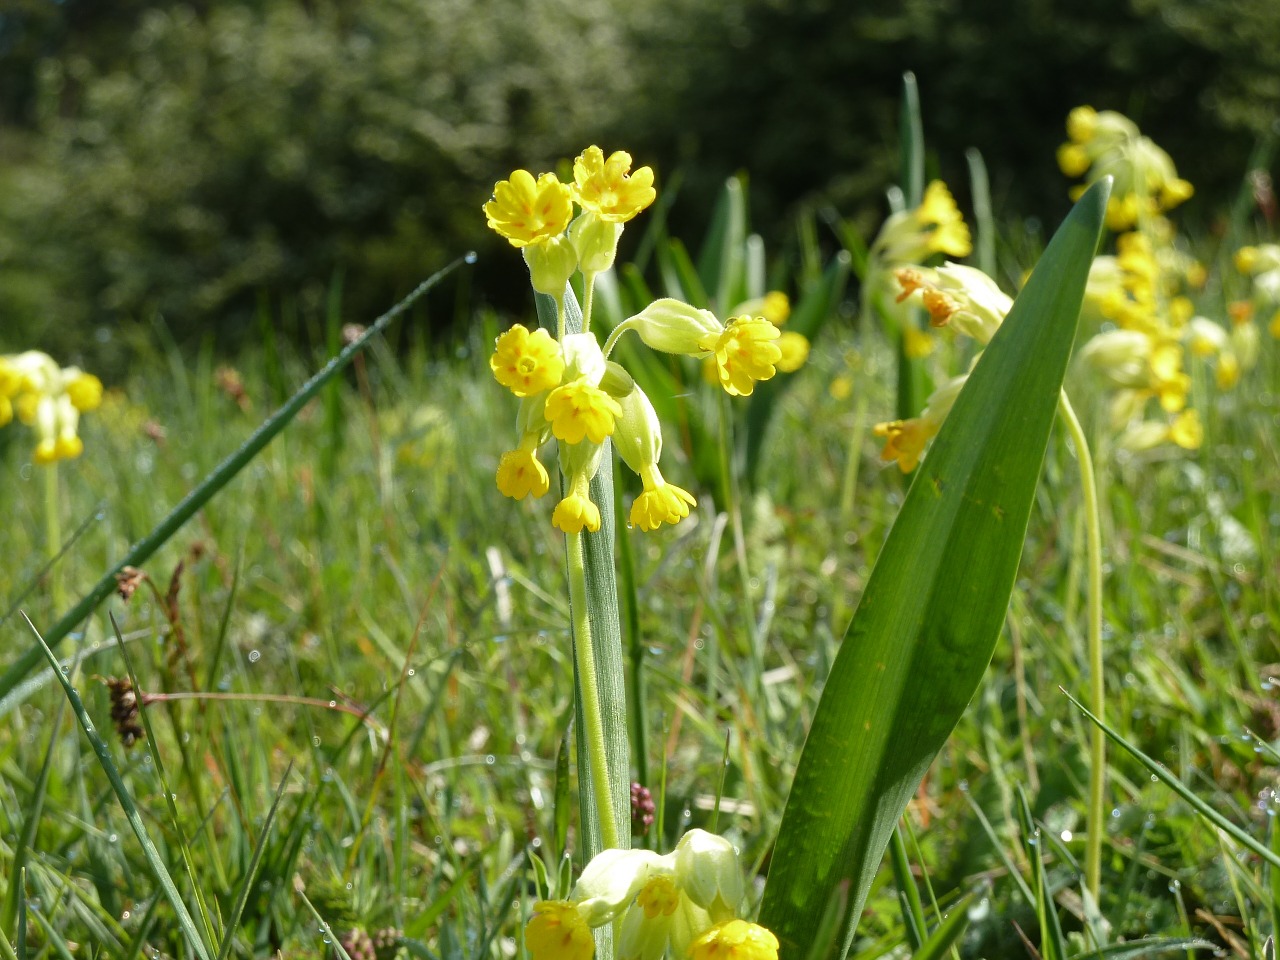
[[861, 180, 973, 358], [1234, 243, 1280, 339], [484, 147, 784, 534], [1058, 106, 1194, 230], [524, 829, 778, 960], [1, 351, 103, 464]]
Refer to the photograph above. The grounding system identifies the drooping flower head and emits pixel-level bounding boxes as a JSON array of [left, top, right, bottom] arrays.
[[525, 900, 595, 960], [3, 351, 103, 464], [688, 920, 780, 960], [483, 170, 574, 247], [572, 146, 657, 223], [699, 317, 782, 397]]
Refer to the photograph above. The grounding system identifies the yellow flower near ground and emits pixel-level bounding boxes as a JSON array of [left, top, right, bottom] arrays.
[[1169, 409, 1203, 450], [572, 146, 656, 223], [688, 919, 780, 960], [699, 317, 782, 396], [525, 901, 594, 960], [483, 170, 573, 247], [873, 417, 936, 473]]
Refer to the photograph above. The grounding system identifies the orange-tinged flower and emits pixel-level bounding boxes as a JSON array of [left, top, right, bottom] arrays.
[[687, 919, 779, 960], [525, 901, 594, 960], [699, 317, 782, 396], [490, 325, 564, 398], [545, 379, 622, 445], [873, 417, 936, 474], [483, 170, 573, 247], [572, 146, 656, 223], [775, 331, 810, 373]]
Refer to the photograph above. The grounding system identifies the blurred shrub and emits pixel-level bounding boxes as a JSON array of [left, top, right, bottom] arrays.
[[1, 0, 1277, 351], [0, 0, 644, 348]]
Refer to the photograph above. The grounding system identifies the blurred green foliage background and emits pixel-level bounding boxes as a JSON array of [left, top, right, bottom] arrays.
[[1, 0, 1277, 355]]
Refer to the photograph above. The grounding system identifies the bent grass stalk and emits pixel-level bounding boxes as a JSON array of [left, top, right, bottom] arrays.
[[1058, 391, 1106, 898]]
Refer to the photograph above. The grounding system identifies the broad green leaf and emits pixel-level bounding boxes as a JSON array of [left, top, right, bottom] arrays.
[[696, 175, 748, 312], [757, 180, 1110, 958]]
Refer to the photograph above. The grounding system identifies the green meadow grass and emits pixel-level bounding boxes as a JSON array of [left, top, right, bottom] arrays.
[[2, 269, 1278, 958]]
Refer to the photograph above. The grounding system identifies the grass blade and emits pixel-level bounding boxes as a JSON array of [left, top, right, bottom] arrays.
[[757, 180, 1110, 958], [214, 762, 293, 960], [0, 255, 468, 715], [1062, 688, 1280, 871], [912, 894, 975, 960], [22, 614, 214, 960]]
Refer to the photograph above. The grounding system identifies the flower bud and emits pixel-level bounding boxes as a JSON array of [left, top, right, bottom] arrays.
[[674, 829, 743, 922], [570, 210, 623, 275], [612, 383, 663, 476], [523, 235, 580, 298], [625, 298, 723, 356]]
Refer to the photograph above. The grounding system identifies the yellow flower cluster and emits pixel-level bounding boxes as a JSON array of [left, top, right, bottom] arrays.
[[1234, 243, 1280, 339], [862, 180, 974, 359], [524, 829, 778, 960], [484, 150, 785, 534], [1058, 106, 1194, 230], [1, 351, 103, 464]]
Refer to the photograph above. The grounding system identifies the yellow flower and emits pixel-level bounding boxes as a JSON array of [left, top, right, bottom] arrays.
[[483, 170, 573, 247], [571, 146, 656, 223], [545, 379, 623, 445], [873, 418, 935, 473], [688, 920, 779, 960], [553, 474, 602, 534], [1067, 105, 1099, 143], [490, 325, 564, 398], [630, 464, 696, 532], [1169, 409, 1203, 450], [496, 444, 550, 500], [903, 326, 935, 359], [66, 371, 104, 412], [699, 317, 782, 396], [0, 396, 11, 427], [1271, 308, 1280, 339], [916, 180, 963, 227], [1057, 143, 1091, 178], [829, 375, 853, 400], [525, 901, 595, 960], [926, 219, 972, 258], [775, 331, 810, 373]]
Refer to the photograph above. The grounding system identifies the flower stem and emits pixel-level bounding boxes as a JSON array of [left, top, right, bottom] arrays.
[[565, 528, 620, 851], [582, 273, 597, 335], [1058, 391, 1105, 898], [44, 462, 64, 611]]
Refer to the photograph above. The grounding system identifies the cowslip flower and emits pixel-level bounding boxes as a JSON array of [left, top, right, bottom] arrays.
[[698, 317, 782, 396], [873, 375, 968, 473], [688, 920, 780, 960], [4, 351, 103, 464], [1058, 106, 1193, 230], [869, 180, 973, 266], [483, 170, 574, 248], [524, 829, 767, 960], [571, 146, 657, 223], [895, 263, 1011, 345], [490, 324, 564, 397]]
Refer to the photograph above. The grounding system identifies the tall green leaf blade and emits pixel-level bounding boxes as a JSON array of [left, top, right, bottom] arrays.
[[757, 180, 1110, 958]]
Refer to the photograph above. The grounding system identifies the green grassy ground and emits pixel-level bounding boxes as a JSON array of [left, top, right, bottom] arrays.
[[2, 272, 1278, 958]]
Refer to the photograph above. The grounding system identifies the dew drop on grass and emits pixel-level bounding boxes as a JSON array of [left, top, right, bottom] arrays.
[[464, 251, 478, 264], [248, 649, 261, 663]]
